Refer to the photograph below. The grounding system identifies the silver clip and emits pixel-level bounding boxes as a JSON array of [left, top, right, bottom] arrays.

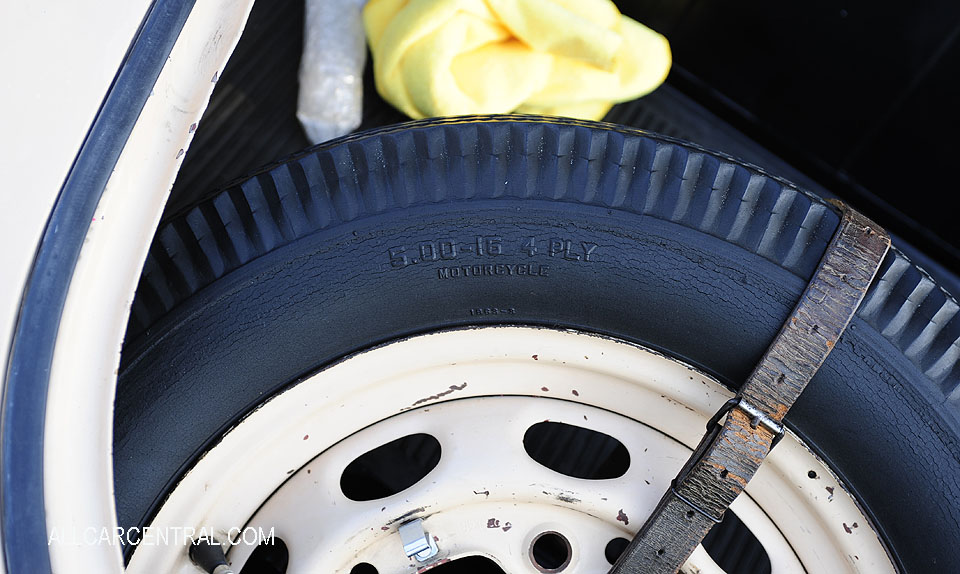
[[398, 518, 439, 562]]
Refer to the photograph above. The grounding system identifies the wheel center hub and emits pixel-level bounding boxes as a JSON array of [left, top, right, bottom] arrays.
[[233, 396, 681, 572]]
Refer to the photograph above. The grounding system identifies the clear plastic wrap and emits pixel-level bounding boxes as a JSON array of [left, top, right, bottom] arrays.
[[297, 0, 368, 144]]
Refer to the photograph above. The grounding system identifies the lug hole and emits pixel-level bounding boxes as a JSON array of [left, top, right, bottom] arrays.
[[530, 531, 572, 572], [349, 564, 378, 574]]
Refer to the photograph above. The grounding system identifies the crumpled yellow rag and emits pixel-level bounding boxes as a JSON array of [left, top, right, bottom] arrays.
[[363, 0, 671, 121]]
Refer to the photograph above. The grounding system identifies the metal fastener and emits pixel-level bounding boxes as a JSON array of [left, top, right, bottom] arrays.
[[188, 537, 234, 574], [398, 518, 439, 562]]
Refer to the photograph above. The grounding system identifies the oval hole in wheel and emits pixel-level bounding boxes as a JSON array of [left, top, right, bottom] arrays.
[[340, 433, 441, 501], [426, 555, 506, 573], [523, 421, 629, 479], [604, 537, 631, 565], [239, 537, 288, 574], [702, 511, 772, 574]]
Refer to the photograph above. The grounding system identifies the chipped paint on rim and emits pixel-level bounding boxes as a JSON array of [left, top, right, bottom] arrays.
[[126, 327, 895, 573]]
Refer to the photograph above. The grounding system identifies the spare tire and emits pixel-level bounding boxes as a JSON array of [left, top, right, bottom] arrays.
[[116, 117, 960, 572]]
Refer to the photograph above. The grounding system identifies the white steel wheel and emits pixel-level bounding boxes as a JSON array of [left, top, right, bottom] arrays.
[[126, 327, 894, 574]]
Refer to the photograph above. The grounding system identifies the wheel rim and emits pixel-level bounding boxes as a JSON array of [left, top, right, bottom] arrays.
[[126, 327, 894, 573]]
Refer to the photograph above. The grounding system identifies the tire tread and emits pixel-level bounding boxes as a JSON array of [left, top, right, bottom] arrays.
[[128, 117, 959, 404]]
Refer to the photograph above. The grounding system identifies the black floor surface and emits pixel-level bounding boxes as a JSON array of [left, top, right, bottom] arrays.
[[166, 0, 959, 296]]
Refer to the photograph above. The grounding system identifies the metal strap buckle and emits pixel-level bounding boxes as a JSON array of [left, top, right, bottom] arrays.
[[609, 204, 890, 574], [669, 397, 786, 525], [706, 396, 785, 450]]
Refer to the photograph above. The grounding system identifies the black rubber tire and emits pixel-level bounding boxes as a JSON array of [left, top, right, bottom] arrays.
[[116, 117, 960, 571]]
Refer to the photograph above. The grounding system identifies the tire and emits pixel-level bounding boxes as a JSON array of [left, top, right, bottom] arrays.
[[116, 117, 960, 572]]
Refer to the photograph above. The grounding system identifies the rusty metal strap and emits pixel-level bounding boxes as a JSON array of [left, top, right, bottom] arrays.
[[609, 203, 891, 574]]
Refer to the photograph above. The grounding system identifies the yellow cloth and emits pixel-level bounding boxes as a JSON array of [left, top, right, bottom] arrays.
[[363, 0, 671, 121]]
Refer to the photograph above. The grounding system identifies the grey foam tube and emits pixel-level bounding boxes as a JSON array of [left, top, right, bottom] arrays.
[[297, 0, 368, 144]]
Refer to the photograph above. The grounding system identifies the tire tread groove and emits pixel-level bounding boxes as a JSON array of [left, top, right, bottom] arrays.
[[127, 118, 958, 401]]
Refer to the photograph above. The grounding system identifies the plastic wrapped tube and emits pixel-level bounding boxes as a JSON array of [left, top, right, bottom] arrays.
[[297, 0, 368, 144]]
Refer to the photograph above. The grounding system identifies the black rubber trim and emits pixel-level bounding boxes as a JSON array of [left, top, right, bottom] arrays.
[[0, 0, 195, 570]]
